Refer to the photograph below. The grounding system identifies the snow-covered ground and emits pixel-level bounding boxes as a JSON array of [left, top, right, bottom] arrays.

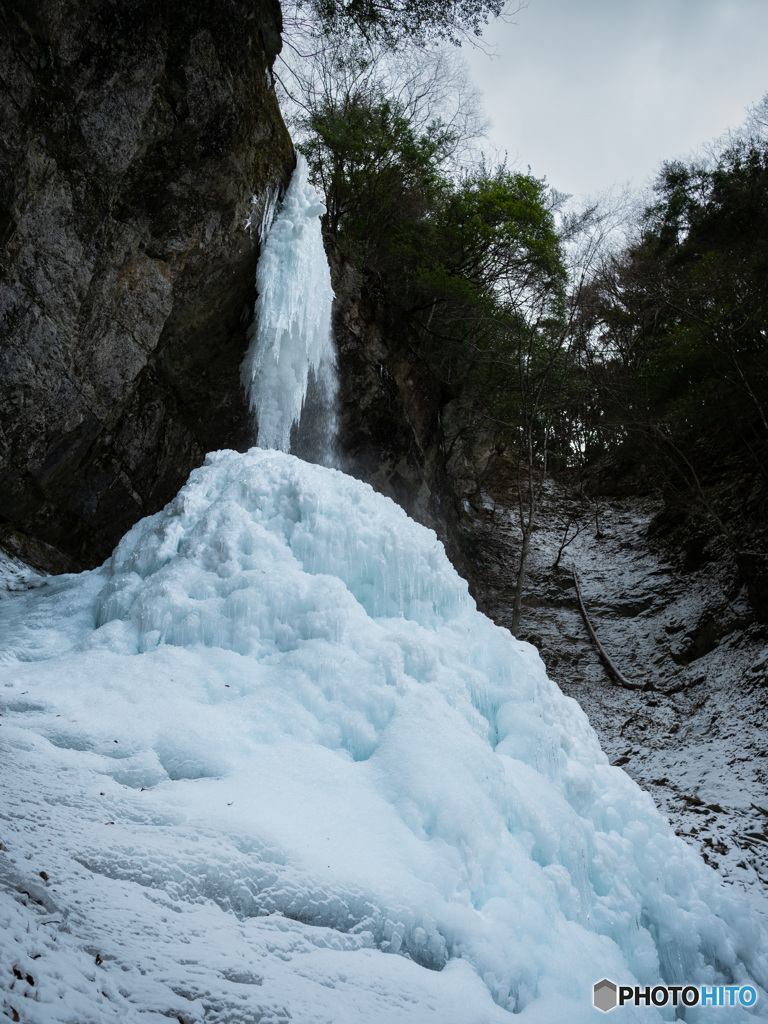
[[472, 485, 768, 921], [0, 549, 46, 595], [2, 451, 767, 1022]]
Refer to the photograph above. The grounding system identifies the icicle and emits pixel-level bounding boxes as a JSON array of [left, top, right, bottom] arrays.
[[244, 186, 278, 243], [241, 154, 337, 462]]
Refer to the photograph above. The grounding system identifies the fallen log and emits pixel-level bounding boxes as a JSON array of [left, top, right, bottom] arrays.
[[572, 570, 652, 691]]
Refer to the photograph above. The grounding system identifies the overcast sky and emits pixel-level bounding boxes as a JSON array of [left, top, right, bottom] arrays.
[[464, 0, 768, 201]]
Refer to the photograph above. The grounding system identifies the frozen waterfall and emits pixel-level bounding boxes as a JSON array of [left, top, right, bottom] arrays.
[[241, 154, 337, 463]]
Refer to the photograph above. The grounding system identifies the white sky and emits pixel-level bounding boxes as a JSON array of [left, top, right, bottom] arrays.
[[464, 0, 768, 201]]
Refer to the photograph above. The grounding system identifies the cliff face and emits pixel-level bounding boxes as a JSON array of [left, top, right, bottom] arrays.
[[0, 0, 294, 571], [330, 260, 448, 536], [329, 259, 515, 582]]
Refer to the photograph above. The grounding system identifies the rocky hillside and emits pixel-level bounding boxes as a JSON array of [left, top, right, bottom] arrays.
[[0, 0, 294, 571], [466, 484, 768, 917]]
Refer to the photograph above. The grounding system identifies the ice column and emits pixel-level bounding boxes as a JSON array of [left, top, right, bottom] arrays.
[[241, 154, 337, 462]]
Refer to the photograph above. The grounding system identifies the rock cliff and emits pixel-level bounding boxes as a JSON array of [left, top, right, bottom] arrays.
[[0, 0, 294, 570], [330, 262, 446, 535]]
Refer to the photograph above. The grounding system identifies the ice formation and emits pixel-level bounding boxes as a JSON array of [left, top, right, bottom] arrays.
[[241, 154, 337, 460], [1, 448, 766, 1023]]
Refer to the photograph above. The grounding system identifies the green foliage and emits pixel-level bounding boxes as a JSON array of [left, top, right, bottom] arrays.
[[408, 168, 568, 429], [298, 60, 574, 479], [574, 136, 768, 563], [616, 140, 768, 455], [420, 168, 567, 304], [297, 0, 506, 46], [299, 93, 449, 264]]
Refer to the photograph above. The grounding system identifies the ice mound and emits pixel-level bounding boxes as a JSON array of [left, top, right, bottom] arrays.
[[0, 449, 766, 1023]]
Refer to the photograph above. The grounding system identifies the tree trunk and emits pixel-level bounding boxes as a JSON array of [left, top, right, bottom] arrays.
[[511, 525, 531, 635]]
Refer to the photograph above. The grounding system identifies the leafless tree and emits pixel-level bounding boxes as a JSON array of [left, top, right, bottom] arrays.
[[275, 32, 489, 178]]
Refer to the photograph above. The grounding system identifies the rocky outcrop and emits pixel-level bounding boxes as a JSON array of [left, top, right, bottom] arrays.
[[0, 0, 294, 570], [463, 486, 768, 913], [330, 260, 448, 538], [326, 257, 509, 576]]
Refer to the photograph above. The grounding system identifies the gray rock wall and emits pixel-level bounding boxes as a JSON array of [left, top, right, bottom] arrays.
[[0, 0, 294, 570], [326, 258, 474, 571]]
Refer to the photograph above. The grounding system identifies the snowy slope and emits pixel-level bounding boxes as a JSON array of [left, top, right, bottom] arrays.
[[1, 450, 767, 1023], [0, 549, 45, 594], [472, 487, 768, 919]]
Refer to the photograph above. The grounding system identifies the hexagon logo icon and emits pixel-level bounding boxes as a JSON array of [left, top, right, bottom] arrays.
[[593, 979, 618, 1012]]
